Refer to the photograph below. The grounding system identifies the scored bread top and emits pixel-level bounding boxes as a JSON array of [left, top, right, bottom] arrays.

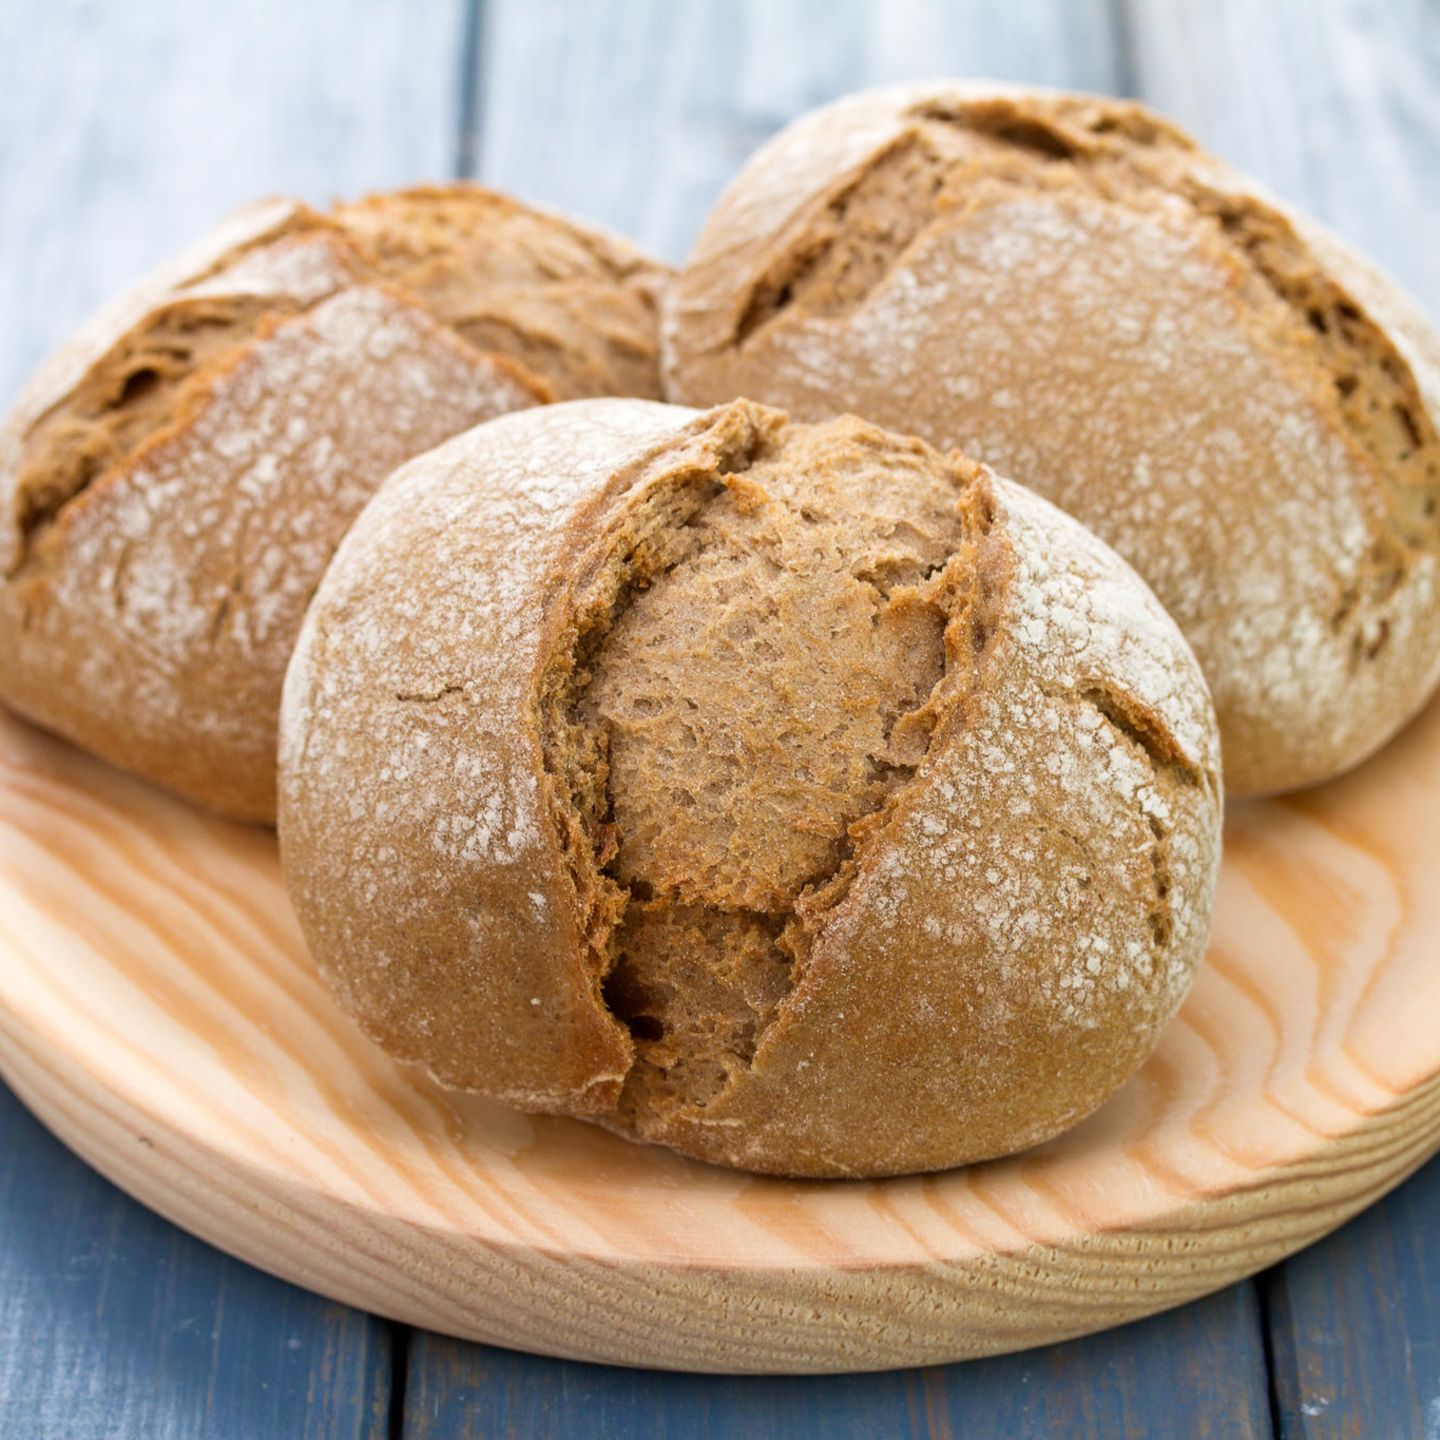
[[335, 186, 669, 402], [4, 270, 540, 818], [0, 197, 316, 573], [664, 82, 1440, 797], [283, 400, 710, 1109], [0, 186, 673, 820], [278, 397, 1222, 1177]]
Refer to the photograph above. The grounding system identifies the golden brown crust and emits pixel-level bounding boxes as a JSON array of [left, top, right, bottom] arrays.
[[334, 184, 670, 402], [278, 397, 1222, 1178], [9, 230, 364, 563], [664, 82, 1440, 797], [3, 282, 542, 820], [280, 400, 767, 1106], [0, 187, 673, 820]]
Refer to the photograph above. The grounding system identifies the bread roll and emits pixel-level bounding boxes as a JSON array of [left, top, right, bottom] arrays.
[[278, 397, 1222, 1178], [0, 186, 670, 821], [664, 83, 1440, 796]]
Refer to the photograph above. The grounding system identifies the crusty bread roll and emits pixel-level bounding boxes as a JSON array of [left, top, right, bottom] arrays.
[[278, 397, 1222, 1178], [664, 83, 1440, 797], [0, 186, 670, 821]]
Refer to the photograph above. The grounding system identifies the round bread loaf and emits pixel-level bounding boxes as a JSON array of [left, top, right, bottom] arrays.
[[278, 397, 1222, 1178], [0, 185, 670, 821], [664, 82, 1440, 797]]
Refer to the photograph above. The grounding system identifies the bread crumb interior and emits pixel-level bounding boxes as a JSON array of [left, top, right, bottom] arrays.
[[541, 417, 997, 1132]]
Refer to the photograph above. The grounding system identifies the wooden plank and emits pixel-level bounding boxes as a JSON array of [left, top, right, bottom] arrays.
[[0, 1080, 393, 1440], [402, 1283, 1271, 1439], [1263, 1152, 1440, 1439], [1121, 0, 1440, 310], [1124, 7, 1440, 1434], [0, 5, 465, 1434], [0, 0, 471, 405], [478, 0, 1123, 263]]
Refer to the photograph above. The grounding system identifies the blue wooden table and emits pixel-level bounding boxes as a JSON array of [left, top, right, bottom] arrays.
[[2, 2, 1438, 1435]]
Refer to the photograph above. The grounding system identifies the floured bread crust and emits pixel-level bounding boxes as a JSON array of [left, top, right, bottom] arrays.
[[278, 397, 1221, 1178], [334, 186, 669, 402], [0, 187, 672, 820], [664, 82, 1440, 796]]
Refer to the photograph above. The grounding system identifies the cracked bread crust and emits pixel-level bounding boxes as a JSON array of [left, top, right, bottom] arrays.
[[0, 186, 673, 821], [334, 185, 670, 402], [277, 397, 1221, 1178], [664, 81, 1440, 797], [0, 222, 544, 821]]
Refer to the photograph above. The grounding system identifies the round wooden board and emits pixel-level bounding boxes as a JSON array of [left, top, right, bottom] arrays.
[[1, 705, 1439, 1376]]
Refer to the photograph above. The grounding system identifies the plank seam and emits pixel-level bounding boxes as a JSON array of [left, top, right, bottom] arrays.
[[1258, 1274, 1289, 1440], [454, 0, 486, 179], [1106, 0, 1142, 97], [389, 1323, 411, 1440]]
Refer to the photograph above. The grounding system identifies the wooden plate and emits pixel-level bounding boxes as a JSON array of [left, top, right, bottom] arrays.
[[1, 701, 1437, 1376]]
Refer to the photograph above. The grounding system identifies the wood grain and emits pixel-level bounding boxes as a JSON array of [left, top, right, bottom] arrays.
[[403, 1282, 1270, 1438], [0, 1081, 393, 1440], [1, 681, 1438, 1374]]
